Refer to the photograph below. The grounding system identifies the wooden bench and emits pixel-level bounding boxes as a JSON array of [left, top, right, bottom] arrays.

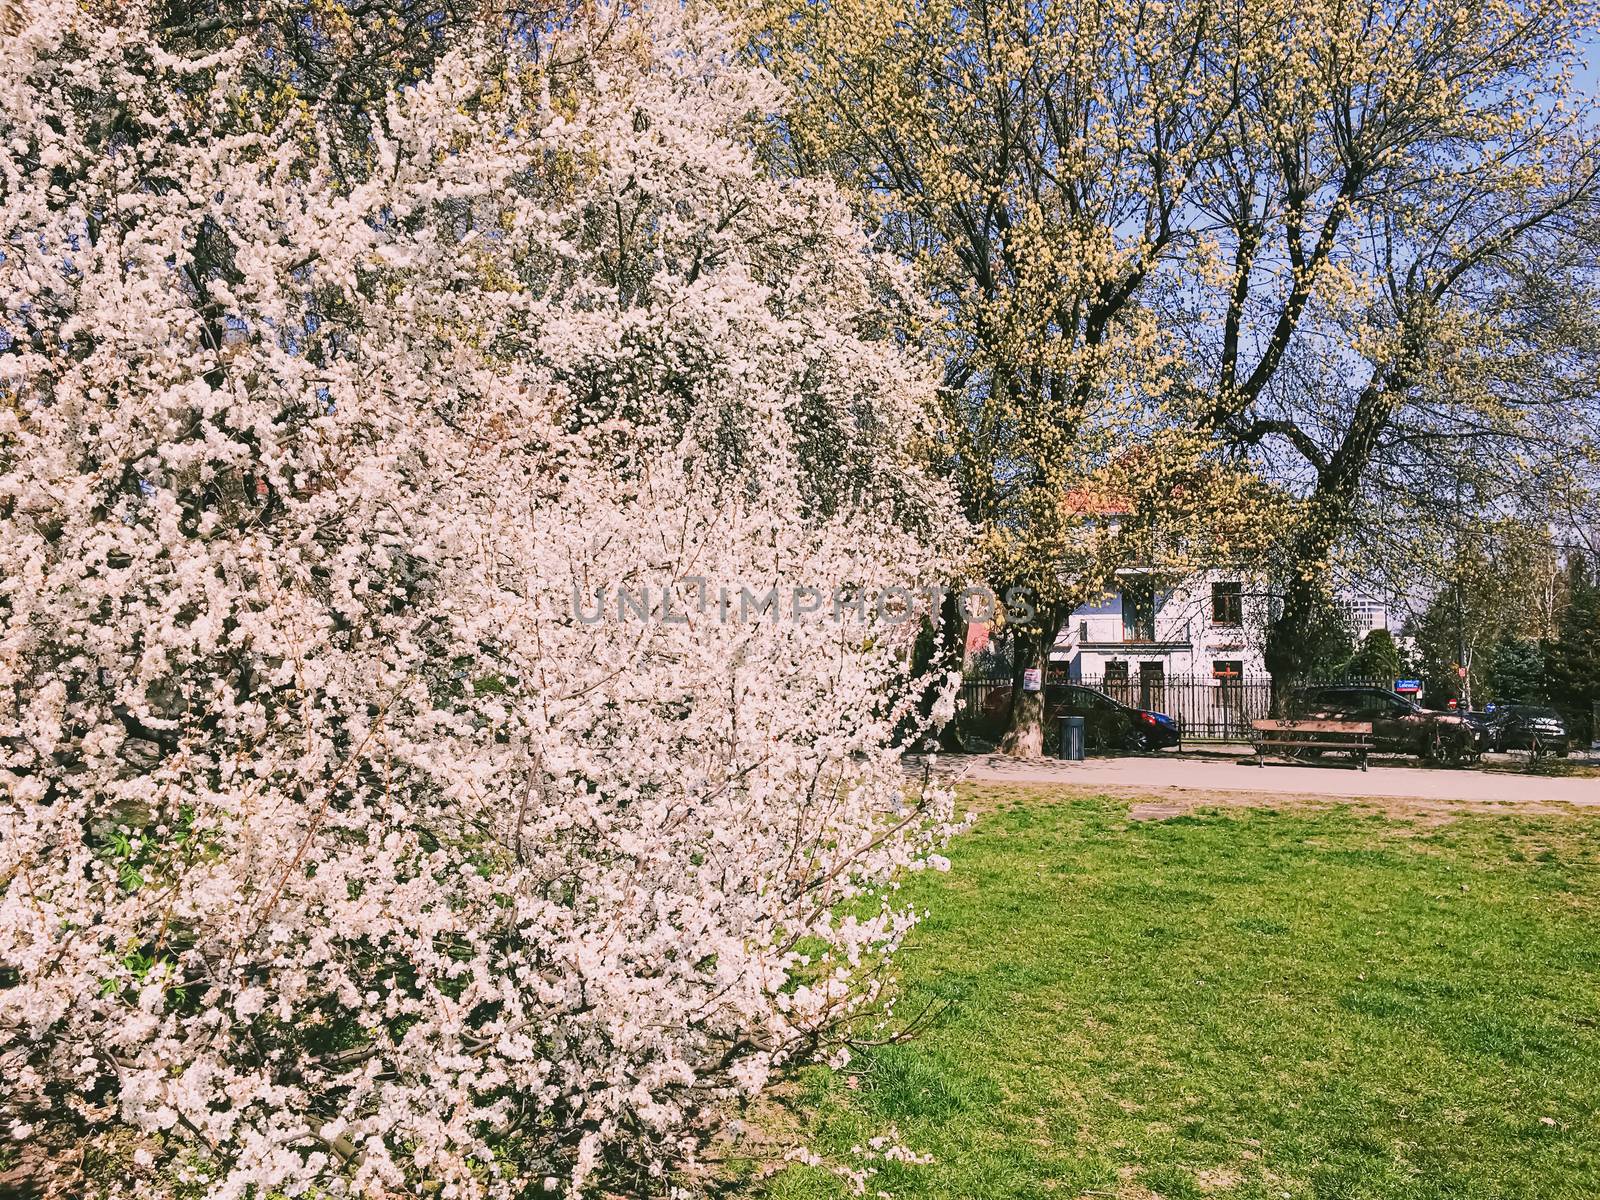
[[1252, 719, 1374, 770]]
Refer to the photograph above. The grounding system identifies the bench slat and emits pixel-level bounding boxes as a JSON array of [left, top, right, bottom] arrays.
[[1252, 719, 1373, 734], [1255, 738, 1372, 749]]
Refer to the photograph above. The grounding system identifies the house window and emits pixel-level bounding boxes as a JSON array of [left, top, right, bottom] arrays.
[[1212, 580, 1243, 626], [1122, 580, 1156, 642]]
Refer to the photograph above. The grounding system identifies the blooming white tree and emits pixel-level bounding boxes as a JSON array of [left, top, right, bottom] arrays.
[[0, 3, 961, 1196]]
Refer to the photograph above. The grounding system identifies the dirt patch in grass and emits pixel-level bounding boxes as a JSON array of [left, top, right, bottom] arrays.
[[1193, 1164, 1244, 1192], [1126, 801, 1190, 821], [958, 778, 1588, 828]]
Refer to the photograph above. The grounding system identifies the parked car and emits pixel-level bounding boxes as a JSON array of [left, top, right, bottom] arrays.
[[1460, 710, 1494, 753], [1045, 683, 1182, 752], [1485, 705, 1570, 756], [973, 681, 1181, 751], [1287, 685, 1479, 763]]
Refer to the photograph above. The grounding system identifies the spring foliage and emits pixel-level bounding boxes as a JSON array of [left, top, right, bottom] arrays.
[[757, 0, 1600, 696], [0, 2, 962, 1195]]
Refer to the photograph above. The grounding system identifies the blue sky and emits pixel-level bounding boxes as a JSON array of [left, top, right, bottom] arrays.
[[1577, 34, 1599, 98]]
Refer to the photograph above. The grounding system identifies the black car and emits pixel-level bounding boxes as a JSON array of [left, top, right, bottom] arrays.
[[1288, 685, 1478, 763], [1460, 710, 1494, 753], [1045, 683, 1181, 752], [1485, 705, 1570, 756]]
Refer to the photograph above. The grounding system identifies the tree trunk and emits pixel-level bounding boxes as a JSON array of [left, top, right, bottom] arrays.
[[917, 587, 972, 752], [999, 604, 1065, 757], [1264, 569, 1321, 716], [936, 588, 972, 751]]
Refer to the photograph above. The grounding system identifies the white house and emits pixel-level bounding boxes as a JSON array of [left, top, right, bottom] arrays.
[[1049, 568, 1269, 698], [1342, 594, 1391, 634]]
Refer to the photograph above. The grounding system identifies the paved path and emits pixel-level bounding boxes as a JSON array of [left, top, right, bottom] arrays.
[[927, 752, 1600, 807]]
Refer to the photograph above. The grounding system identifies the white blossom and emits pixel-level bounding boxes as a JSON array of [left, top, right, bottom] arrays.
[[0, 3, 961, 1195]]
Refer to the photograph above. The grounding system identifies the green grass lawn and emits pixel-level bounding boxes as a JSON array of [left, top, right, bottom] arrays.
[[744, 787, 1600, 1200]]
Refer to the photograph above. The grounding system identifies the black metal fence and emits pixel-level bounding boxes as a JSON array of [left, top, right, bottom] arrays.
[[958, 676, 1600, 751], [958, 673, 1275, 744]]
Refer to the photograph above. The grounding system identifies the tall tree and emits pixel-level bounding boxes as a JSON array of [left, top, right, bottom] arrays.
[[757, 0, 1281, 752], [1405, 520, 1562, 706], [759, 0, 1600, 719], [1168, 0, 1600, 678], [1548, 556, 1600, 740]]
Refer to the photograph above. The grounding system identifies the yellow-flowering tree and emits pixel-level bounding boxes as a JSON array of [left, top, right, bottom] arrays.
[[758, 0, 1600, 744], [757, 0, 1294, 751], [1174, 0, 1600, 685]]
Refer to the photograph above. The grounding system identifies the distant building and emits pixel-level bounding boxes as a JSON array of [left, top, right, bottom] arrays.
[[1342, 595, 1391, 634], [965, 474, 1277, 699], [964, 620, 992, 658], [1049, 569, 1269, 700], [1339, 593, 1420, 676]]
